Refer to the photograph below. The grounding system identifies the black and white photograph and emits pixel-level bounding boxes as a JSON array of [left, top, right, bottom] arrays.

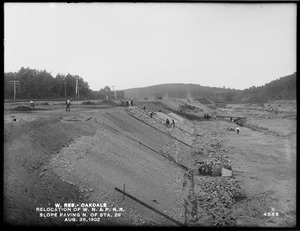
[[3, 2, 296, 227]]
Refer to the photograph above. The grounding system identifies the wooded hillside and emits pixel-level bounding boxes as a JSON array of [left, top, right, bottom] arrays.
[[4, 67, 295, 103], [124, 83, 240, 100], [124, 72, 296, 103]]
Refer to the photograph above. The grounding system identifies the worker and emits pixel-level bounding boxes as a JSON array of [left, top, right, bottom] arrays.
[[171, 119, 175, 128], [66, 98, 71, 112], [29, 100, 34, 110], [166, 118, 170, 128], [236, 125, 240, 134]]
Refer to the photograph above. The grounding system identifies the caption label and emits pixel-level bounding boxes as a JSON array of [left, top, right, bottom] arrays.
[[36, 202, 125, 222]]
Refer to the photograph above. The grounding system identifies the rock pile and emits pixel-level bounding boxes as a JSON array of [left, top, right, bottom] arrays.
[[191, 126, 232, 175], [193, 176, 241, 226], [184, 123, 242, 226]]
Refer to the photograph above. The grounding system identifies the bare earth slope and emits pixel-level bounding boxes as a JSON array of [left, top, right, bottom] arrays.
[[4, 100, 296, 227]]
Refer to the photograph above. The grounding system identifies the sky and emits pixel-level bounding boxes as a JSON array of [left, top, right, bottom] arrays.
[[4, 3, 296, 91]]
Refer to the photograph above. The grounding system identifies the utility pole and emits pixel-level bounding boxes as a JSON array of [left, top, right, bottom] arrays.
[[9, 80, 20, 100], [64, 81, 66, 98], [76, 76, 79, 99]]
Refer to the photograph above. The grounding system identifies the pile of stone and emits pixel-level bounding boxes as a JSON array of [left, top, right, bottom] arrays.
[[191, 125, 233, 177], [193, 176, 241, 226]]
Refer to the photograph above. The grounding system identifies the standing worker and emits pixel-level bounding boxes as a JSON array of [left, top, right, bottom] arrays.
[[29, 100, 34, 110], [171, 119, 175, 128], [66, 98, 71, 112], [236, 125, 240, 134], [166, 118, 170, 128]]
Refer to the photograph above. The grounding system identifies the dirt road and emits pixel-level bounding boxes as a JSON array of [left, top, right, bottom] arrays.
[[219, 120, 296, 226]]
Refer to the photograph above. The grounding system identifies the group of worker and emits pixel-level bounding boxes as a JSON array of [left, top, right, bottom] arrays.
[[143, 105, 154, 119], [229, 117, 240, 134], [127, 99, 134, 106], [143, 105, 175, 129], [166, 118, 175, 128]]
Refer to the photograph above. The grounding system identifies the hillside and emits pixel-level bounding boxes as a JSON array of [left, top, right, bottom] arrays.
[[237, 72, 297, 103], [124, 72, 296, 103], [124, 83, 240, 100]]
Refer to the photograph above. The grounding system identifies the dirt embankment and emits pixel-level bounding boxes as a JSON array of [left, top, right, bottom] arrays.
[[4, 100, 296, 227], [4, 112, 98, 225], [4, 108, 188, 226]]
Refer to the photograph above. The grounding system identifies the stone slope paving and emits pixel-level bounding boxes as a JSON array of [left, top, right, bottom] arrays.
[[48, 111, 186, 225], [126, 106, 241, 226]]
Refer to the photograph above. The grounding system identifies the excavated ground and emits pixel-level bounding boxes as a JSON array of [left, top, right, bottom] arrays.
[[3, 100, 296, 227]]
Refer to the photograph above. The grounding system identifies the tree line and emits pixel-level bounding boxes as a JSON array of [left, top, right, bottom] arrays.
[[4, 67, 125, 100], [221, 72, 297, 103]]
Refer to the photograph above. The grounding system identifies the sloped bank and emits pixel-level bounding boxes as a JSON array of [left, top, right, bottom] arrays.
[[124, 106, 242, 226], [4, 113, 98, 225], [46, 109, 188, 225]]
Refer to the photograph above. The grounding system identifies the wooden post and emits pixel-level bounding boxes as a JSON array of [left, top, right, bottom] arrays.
[[14, 82, 16, 100], [9, 81, 20, 100]]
